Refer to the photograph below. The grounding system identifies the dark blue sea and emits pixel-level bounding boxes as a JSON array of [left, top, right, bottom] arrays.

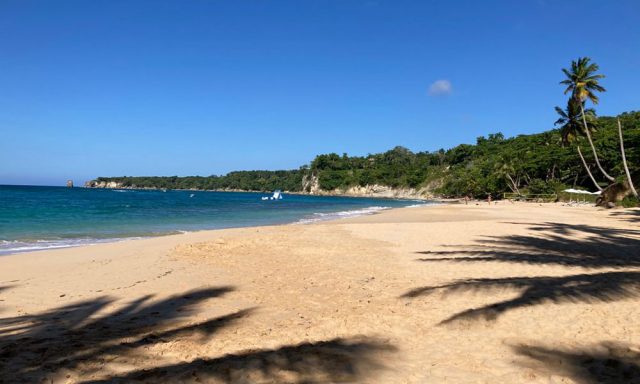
[[0, 185, 431, 255]]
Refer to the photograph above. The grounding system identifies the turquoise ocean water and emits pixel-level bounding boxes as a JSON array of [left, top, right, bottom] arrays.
[[0, 185, 431, 255]]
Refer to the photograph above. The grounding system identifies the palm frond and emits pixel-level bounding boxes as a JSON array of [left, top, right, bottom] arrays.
[[560, 57, 606, 105]]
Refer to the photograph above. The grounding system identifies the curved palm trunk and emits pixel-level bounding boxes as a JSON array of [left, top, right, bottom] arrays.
[[577, 145, 602, 191], [580, 104, 615, 182], [506, 173, 520, 195], [618, 118, 638, 198]]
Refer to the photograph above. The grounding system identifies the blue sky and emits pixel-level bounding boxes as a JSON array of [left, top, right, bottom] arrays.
[[1, 0, 639, 185]]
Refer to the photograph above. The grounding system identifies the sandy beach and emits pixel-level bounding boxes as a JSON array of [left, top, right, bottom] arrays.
[[1, 203, 640, 383]]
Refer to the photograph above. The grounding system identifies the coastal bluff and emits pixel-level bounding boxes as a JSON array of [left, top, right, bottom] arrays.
[[84, 180, 125, 189]]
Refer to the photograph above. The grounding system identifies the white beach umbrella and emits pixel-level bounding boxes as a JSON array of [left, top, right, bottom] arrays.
[[562, 188, 598, 203], [562, 188, 592, 194]]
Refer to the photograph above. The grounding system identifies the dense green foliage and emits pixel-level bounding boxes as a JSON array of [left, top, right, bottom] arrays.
[[93, 111, 640, 198], [309, 147, 438, 190], [307, 111, 640, 198], [95, 170, 305, 192]]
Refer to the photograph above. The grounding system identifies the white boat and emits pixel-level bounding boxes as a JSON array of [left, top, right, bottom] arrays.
[[262, 190, 283, 201]]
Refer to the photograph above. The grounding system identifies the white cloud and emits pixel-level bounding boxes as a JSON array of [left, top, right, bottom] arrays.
[[428, 79, 452, 96]]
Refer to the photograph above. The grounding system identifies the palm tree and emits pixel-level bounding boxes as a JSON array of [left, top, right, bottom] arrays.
[[494, 158, 521, 195], [554, 99, 598, 144], [560, 57, 614, 181], [560, 57, 606, 104], [554, 99, 602, 191], [618, 118, 639, 198]]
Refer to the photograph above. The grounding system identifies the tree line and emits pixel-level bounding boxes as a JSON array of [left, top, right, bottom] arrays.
[[307, 110, 638, 203], [93, 170, 305, 192]]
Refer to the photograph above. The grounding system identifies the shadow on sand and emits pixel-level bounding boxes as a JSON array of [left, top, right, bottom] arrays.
[[514, 342, 640, 384], [610, 209, 640, 224], [402, 271, 640, 324], [0, 286, 252, 382], [402, 222, 640, 324], [0, 286, 13, 293], [83, 337, 396, 384], [1, 285, 395, 383], [416, 222, 640, 268], [0, 284, 14, 302]]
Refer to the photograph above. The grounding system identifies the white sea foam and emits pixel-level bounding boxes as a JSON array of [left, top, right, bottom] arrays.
[[0, 237, 141, 256], [295, 201, 439, 224], [404, 201, 439, 208], [296, 206, 390, 224]]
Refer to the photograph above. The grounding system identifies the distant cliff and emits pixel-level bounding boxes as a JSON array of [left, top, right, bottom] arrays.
[[301, 173, 435, 199], [85, 174, 437, 199], [85, 180, 126, 189]]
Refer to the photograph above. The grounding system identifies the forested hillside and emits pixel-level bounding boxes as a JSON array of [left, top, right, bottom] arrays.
[[90, 111, 639, 201], [310, 111, 640, 198], [90, 170, 305, 192]]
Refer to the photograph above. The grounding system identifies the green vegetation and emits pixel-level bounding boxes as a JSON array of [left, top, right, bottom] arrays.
[[306, 111, 639, 198], [309, 147, 438, 190], [94, 170, 305, 192], [93, 110, 639, 198], [92, 58, 639, 204], [554, 57, 639, 203]]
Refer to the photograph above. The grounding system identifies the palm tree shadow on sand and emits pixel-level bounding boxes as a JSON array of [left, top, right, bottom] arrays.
[[610, 209, 640, 224], [401, 222, 640, 324], [0, 285, 395, 383], [513, 341, 640, 384], [416, 222, 640, 269], [402, 271, 640, 324], [0, 286, 250, 382], [82, 337, 396, 384]]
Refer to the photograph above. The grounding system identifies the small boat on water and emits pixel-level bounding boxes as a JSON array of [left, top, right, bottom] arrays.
[[262, 190, 283, 201]]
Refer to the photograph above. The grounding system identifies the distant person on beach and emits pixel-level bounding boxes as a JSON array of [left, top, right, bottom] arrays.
[[464, 195, 469, 205], [487, 194, 492, 205]]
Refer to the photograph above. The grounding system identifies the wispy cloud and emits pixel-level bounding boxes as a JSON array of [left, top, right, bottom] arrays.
[[428, 79, 452, 96]]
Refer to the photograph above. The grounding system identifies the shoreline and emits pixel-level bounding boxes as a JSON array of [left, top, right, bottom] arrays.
[[2, 203, 639, 382], [0, 201, 441, 256], [0, 199, 617, 257], [1, 199, 625, 261]]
